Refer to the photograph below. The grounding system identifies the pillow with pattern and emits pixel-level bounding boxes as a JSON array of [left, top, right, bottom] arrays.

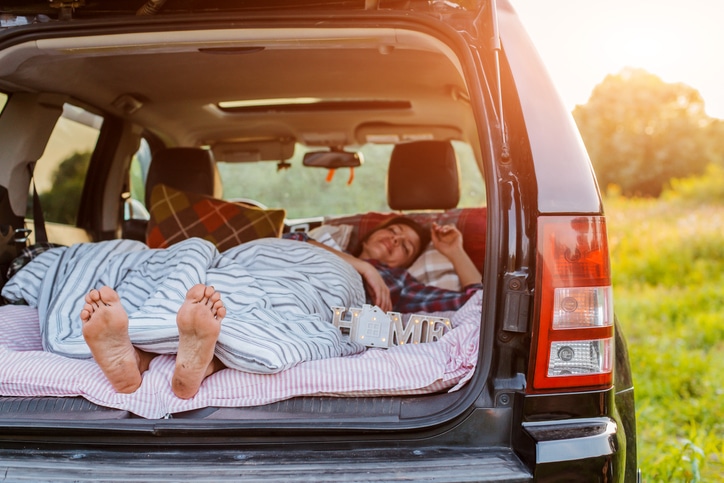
[[407, 243, 461, 291], [146, 183, 285, 252]]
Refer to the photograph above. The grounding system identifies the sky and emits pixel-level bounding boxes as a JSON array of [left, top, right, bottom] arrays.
[[509, 0, 724, 119]]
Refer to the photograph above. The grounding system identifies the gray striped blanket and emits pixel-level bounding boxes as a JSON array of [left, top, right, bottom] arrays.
[[1, 237, 366, 374]]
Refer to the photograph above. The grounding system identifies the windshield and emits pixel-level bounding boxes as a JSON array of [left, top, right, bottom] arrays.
[[217, 141, 485, 219]]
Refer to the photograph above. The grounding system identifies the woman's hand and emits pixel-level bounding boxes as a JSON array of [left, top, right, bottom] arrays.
[[431, 222, 465, 258], [356, 260, 392, 312], [430, 222, 482, 287]]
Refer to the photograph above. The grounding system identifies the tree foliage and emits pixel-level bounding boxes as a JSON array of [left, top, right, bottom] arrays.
[[217, 143, 486, 219], [37, 151, 91, 225], [573, 68, 724, 197]]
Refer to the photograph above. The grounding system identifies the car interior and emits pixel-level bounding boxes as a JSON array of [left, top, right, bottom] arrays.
[[0, 17, 491, 420]]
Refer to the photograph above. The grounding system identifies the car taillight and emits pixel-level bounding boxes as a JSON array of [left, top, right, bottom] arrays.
[[528, 216, 614, 392]]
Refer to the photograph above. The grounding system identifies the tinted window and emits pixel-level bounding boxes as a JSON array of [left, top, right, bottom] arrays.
[[126, 137, 152, 220], [217, 141, 485, 219], [28, 104, 103, 225]]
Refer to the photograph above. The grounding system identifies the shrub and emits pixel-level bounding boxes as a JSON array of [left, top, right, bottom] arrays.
[[663, 163, 724, 205], [605, 195, 724, 480]]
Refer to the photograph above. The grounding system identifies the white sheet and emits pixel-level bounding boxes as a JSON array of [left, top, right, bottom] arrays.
[[0, 291, 482, 419]]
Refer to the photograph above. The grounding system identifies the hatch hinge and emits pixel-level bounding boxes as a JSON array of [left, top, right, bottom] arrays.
[[492, 374, 526, 407], [137, 0, 170, 16], [501, 270, 530, 333], [49, 0, 85, 20]]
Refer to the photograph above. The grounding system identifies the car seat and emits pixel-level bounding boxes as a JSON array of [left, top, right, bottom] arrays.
[[387, 140, 460, 211], [144, 147, 222, 207], [123, 147, 222, 241]]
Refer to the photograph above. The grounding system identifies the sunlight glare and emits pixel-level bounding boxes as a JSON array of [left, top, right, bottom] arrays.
[[604, 25, 679, 77]]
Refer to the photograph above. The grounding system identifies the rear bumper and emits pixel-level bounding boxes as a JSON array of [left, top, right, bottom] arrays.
[[521, 417, 626, 481], [0, 446, 533, 482], [523, 417, 618, 464]]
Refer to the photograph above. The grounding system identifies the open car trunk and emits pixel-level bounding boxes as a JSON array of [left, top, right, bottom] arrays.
[[0, 0, 501, 446], [0, 1, 636, 480]]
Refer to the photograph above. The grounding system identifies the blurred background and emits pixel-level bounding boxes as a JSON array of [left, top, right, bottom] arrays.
[[512, 1, 724, 480]]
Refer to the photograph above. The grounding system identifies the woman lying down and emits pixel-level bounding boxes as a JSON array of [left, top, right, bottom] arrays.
[[1, 216, 481, 400]]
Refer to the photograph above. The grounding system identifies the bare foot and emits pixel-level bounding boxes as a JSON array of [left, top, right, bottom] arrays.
[[172, 284, 226, 399], [81, 286, 155, 394]]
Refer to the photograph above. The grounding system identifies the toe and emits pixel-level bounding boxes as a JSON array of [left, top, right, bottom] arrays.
[[215, 306, 227, 320], [86, 289, 100, 305], [186, 284, 206, 303], [98, 286, 120, 304]]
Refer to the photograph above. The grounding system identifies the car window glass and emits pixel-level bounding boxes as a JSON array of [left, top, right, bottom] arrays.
[[28, 104, 103, 225], [216, 141, 485, 219], [126, 137, 152, 220], [0, 92, 7, 114]]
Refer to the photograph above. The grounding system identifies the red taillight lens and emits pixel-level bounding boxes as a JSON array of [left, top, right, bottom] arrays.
[[529, 216, 614, 392]]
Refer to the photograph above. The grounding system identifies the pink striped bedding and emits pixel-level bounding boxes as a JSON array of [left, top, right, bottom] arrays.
[[0, 291, 481, 419]]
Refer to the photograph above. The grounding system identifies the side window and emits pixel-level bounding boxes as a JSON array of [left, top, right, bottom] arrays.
[[126, 137, 152, 221], [0, 92, 7, 113], [29, 104, 103, 226]]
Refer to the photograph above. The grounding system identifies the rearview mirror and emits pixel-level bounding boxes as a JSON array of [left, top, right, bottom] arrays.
[[302, 150, 363, 169]]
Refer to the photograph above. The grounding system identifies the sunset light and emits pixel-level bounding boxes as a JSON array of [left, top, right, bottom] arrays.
[[512, 0, 724, 118], [605, 25, 674, 72]]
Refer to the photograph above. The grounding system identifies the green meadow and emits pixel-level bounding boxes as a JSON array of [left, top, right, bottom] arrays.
[[605, 165, 724, 481]]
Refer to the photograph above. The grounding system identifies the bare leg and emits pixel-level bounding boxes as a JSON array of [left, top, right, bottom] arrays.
[[81, 286, 155, 394], [172, 284, 226, 399]]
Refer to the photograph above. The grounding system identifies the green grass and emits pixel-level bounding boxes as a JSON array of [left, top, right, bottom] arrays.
[[605, 191, 724, 481]]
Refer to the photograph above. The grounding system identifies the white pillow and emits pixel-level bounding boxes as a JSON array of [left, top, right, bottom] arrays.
[[308, 224, 353, 251], [407, 243, 461, 291]]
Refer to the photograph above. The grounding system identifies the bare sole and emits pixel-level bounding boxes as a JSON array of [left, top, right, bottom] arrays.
[[81, 286, 153, 394], [171, 284, 226, 399]]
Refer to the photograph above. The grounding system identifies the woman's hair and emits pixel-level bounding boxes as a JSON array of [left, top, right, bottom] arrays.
[[352, 216, 431, 267]]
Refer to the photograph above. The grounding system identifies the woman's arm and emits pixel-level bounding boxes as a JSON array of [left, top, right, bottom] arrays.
[[290, 236, 393, 312], [430, 223, 482, 287]]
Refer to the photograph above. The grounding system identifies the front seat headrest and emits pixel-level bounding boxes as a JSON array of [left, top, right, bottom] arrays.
[[145, 147, 221, 206], [387, 140, 460, 211]]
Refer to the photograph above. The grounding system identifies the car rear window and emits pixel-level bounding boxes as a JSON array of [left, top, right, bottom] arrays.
[[216, 141, 486, 220]]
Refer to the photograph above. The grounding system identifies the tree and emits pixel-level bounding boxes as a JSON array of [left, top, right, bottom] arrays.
[[573, 68, 722, 197], [37, 151, 91, 225]]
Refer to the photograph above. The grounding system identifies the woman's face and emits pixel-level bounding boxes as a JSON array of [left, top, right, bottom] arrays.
[[359, 223, 422, 268]]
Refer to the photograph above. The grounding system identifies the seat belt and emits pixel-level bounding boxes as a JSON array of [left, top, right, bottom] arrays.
[[28, 163, 48, 244]]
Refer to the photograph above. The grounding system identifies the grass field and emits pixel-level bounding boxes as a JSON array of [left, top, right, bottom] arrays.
[[604, 181, 724, 481]]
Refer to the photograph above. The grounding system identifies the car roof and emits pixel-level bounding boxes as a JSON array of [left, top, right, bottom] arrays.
[[0, 0, 474, 20], [2, 0, 362, 16], [0, 9, 481, 158]]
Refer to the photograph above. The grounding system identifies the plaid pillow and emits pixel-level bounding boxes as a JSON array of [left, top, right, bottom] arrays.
[[146, 184, 285, 252], [407, 243, 461, 291]]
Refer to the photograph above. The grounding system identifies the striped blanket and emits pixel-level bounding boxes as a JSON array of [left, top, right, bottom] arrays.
[[0, 238, 482, 419], [2, 237, 366, 373]]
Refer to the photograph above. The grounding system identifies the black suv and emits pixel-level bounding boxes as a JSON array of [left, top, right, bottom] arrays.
[[0, 0, 636, 480]]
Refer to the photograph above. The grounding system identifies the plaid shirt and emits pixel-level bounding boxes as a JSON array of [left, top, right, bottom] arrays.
[[367, 259, 481, 313], [7, 242, 64, 279], [283, 232, 481, 313]]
